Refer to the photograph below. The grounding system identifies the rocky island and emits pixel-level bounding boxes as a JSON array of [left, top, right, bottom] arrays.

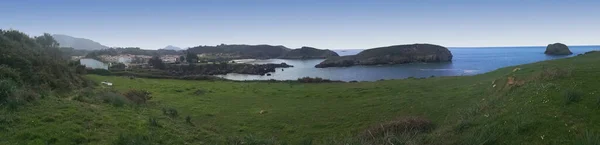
[[315, 44, 452, 68], [544, 43, 572, 55], [279, 47, 339, 59]]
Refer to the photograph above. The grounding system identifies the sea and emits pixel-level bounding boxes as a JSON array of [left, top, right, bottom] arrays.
[[218, 46, 600, 81]]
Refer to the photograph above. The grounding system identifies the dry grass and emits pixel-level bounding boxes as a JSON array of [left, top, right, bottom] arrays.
[[359, 116, 434, 144]]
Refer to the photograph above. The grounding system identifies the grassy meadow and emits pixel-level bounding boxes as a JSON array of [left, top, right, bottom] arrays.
[[2, 52, 600, 144]]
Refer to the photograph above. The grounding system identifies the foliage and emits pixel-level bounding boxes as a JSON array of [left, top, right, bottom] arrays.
[[187, 44, 290, 59], [0, 79, 18, 103], [148, 56, 166, 70], [85, 47, 181, 58], [0, 30, 86, 105], [565, 90, 582, 105], [178, 55, 185, 63], [186, 51, 198, 63]]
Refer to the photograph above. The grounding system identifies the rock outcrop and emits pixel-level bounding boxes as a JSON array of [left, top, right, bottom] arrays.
[[315, 44, 452, 68], [544, 43, 572, 55], [279, 47, 339, 59]]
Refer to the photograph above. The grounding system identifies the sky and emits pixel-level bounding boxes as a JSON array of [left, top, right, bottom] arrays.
[[2, 0, 599, 49]]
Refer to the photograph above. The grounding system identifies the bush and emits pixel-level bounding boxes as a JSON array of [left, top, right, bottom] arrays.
[[123, 89, 152, 104], [0, 79, 18, 103], [564, 90, 581, 105], [574, 130, 600, 145], [360, 116, 434, 142], [0, 65, 21, 84], [162, 108, 179, 118], [99, 91, 129, 107], [148, 117, 160, 127], [297, 77, 333, 83], [185, 116, 193, 125], [597, 96, 600, 108], [114, 132, 151, 145]]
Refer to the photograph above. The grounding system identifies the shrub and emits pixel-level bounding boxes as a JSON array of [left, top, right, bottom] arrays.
[[597, 96, 600, 108], [148, 117, 160, 127], [360, 116, 434, 142], [0, 65, 21, 84], [297, 77, 333, 83], [0, 79, 18, 103], [99, 91, 129, 107], [185, 116, 192, 125], [114, 132, 151, 145], [162, 107, 179, 118], [123, 89, 152, 104], [574, 130, 600, 145], [564, 90, 581, 105]]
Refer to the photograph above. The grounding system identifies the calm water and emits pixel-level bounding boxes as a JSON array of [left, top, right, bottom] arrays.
[[220, 46, 600, 81]]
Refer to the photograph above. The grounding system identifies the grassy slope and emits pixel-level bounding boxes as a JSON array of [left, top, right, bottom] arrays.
[[2, 53, 600, 144]]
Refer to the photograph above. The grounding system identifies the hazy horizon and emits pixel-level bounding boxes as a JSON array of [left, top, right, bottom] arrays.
[[2, 0, 599, 50]]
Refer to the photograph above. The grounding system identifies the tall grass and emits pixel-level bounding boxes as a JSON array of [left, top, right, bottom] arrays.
[[564, 90, 582, 105]]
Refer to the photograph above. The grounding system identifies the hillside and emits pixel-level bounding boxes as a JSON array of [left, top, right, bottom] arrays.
[[2, 48, 600, 144], [187, 44, 291, 59], [52, 34, 109, 50], [316, 44, 453, 68], [279, 47, 339, 59]]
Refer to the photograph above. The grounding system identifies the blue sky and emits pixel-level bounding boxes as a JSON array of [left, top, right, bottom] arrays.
[[2, 0, 599, 49]]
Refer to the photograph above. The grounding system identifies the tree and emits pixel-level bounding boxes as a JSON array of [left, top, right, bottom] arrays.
[[186, 52, 199, 64], [110, 63, 127, 70], [148, 56, 165, 69], [34, 33, 59, 48], [179, 56, 185, 63]]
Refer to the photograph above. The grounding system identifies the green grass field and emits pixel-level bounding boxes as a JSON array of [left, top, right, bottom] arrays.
[[2, 52, 600, 145]]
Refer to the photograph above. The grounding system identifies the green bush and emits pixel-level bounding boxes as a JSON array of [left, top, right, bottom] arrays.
[[99, 91, 129, 107], [185, 116, 192, 125], [0, 65, 21, 84], [0, 79, 18, 103], [123, 89, 152, 104], [148, 117, 160, 127], [564, 90, 582, 105]]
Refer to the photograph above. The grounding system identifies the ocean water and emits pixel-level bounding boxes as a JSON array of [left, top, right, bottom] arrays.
[[219, 46, 600, 81]]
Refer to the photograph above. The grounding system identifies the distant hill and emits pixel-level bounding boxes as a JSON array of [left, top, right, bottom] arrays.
[[280, 47, 339, 59], [160, 45, 183, 51], [187, 44, 291, 59], [52, 34, 109, 50]]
